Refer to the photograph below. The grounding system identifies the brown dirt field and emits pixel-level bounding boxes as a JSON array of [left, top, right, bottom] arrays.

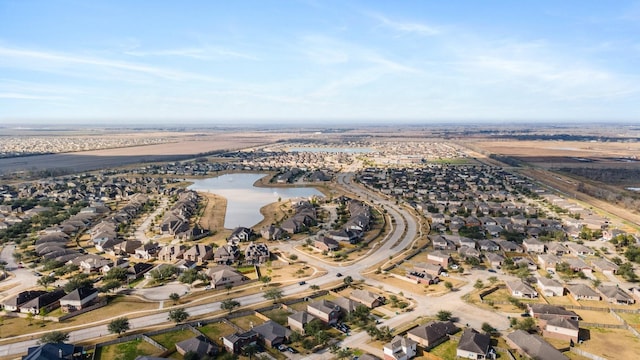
[[198, 192, 227, 233], [469, 140, 640, 162], [577, 327, 640, 359]]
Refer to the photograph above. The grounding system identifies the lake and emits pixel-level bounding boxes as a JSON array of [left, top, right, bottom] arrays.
[[188, 173, 323, 229]]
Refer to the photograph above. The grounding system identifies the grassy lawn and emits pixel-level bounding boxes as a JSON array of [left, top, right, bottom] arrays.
[[199, 322, 237, 344], [576, 327, 640, 359], [546, 295, 577, 306], [617, 311, 640, 325], [574, 310, 622, 325], [230, 314, 266, 331], [96, 338, 160, 360], [262, 308, 292, 325], [150, 328, 194, 349], [429, 338, 457, 359]]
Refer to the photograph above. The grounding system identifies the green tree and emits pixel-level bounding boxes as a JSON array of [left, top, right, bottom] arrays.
[[514, 317, 536, 332], [259, 276, 272, 285], [444, 281, 453, 291], [168, 308, 189, 324], [488, 276, 498, 284], [474, 279, 484, 289], [263, 288, 283, 303], [108, 317, 130, 337], [335, 348, 354, 359], [37, 275, 56, 289], [310, 284, 320, 292], [481, 322, 496, 334], [436, 310, 452, 321], [221, 299, 241, 313], [104, 267, 128, 282], [39, 331, 69, 344], [343, 275, 354, 287], [63, 273, 93, 293], [242, 343, 259, 360], [169, 293, 180, 305], [225, 284, 233, 294], [100, 279, 121, 293]]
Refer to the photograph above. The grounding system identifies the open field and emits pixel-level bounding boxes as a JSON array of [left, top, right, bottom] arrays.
[[468, 140, 640, 169], [0, 131, 289, 175], [95, 338, 160, 360], [575, 327, 640, 359]]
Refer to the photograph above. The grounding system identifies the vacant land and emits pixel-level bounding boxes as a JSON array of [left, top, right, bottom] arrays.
[[95, 338, 160, 360], [576, 327, 640, 359]]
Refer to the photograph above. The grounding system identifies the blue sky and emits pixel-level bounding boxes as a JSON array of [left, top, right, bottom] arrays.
[[1, 0, 639, 124]]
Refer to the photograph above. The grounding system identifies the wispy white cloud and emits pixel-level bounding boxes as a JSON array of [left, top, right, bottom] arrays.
[[124, 47, 259, 61], [369, 13, 440, 36], [0, 92, 67, 100], [0, 46, 223, 82]]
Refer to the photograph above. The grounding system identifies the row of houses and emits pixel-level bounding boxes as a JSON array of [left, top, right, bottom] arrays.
[[1, 287, 99, 315]]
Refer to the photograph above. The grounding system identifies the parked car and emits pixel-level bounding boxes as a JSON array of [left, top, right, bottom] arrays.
[[488, 269, 497, 273], [287, 347, 298, 353], [299, 281, 306, 285], [336, 273, 343, 277]]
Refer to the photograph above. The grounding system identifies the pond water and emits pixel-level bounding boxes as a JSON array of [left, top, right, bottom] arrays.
[[188, 173, 323, 229]]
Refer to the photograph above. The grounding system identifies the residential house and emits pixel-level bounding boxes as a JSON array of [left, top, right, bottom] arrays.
[[332, 296, 358, 315], [158, 244, 185, 262], [20, 289, 66, 314], [213, 243, 240, 265], [567, 284, 601, 301], [591, 259, 619, 275], [222, 330, 259, 354], [60, 287, 99, 312], [350, 289, 385, 308], [485, 253, 504, 268], [564, 257, 592, 275], [537, 254, 562, 272], [458, 237, 477, 249], [229, 227, 253, 242], [183, 244, 212, 263], [175, 259, 197, 272], [307, 299, 341, 324], [22, 343, 84, 360], [413, 263, 444, 276], [288, 311, 317, 334], [406, 321, 458, 350], [431, 235, 456, 250], [546, 242, 569, 256], [496, 240, 524, 253], [2, 290, 47, 312], [540, 317, 579, 342], [506, 280, 538, 298], [427, 251, 452, 268], [134, 242, 159, 260], [111, 240, 142, 256], [383, 335, 417, 360], [314, 237, 339, 252], [565, 242, 595, 256], [261, 225, 284, 240], [204, 266, 246, 289], [523, 238, 545, 253], [506, 330, 568, 360], [175, 336, 218, 357], [528, 304, 579, 320], [598, 285, 635, 305], [252, 320, 291, 348], [477, 239, 500, 252], [456, 328, 491, 360], [244, 242, 270, 264], [127, 262, 154, 280], [537, 277, 565, 297]]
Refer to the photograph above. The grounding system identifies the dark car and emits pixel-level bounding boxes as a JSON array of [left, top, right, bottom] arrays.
[[299, 281, 306, 285], [488, 269, 497, 273], [336, 272, 342, 277], [287, 347, 299, 353]]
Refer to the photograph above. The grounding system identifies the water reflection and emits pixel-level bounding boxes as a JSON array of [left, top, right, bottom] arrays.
[[188, 173, 322, 229]]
